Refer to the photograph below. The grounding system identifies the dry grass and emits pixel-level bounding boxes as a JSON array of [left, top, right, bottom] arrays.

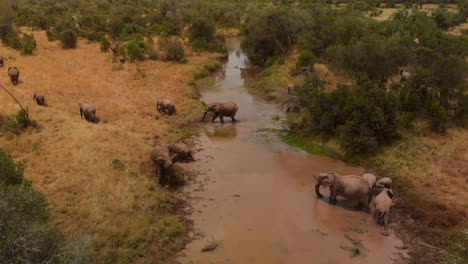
[[0, 30, 217, 262]]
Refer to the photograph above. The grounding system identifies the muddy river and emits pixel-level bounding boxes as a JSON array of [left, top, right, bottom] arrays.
[[178, 38, 407, 264]]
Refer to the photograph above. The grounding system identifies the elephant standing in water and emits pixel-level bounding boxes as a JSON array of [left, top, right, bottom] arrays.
[[8, 67, 20, 85], [315, 172, 370, 209], [79, 102, 97, 123], [201, 102, 238, 123], [33, 93, 46, 106]]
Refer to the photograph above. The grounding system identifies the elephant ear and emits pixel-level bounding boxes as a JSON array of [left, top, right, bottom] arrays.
[[212, 104, 221, 112], [170, 154, 178, 163]]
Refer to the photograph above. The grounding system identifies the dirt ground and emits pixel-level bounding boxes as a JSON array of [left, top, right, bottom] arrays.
[[0, 30, 217, 261]]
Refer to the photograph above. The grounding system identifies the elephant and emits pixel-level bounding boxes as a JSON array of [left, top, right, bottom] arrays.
[[400, 70, 411, 83], [167, 143, 194, 162], [157, 99, 176, 116], [201, 102, 238, 123], [370, 188, 394, 235], [376, 177, 393, 188], [362, 173, 376, 189], [150, 146, 178, 185], [315, 172, 371, 209], [110, 42, 120, 54], [8, 67, 19, 85], [33, 93, 46, 106], [0, 56, 4, 67], [79, 102, 97, 123]]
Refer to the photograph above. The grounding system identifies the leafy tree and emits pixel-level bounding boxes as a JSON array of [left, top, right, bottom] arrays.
[[126, 36, 147, 61], [20, 33, 36, 55], [188, 18, 224, 52], [159, 38, 186, 63], [429, 102, 450, 133]]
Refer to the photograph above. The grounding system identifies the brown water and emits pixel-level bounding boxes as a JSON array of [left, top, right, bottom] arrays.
[[178, 38, 408, 264]]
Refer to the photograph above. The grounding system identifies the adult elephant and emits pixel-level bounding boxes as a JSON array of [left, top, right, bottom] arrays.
[[315, 172, 370, 209], [8, 67, 20, 85], [79, 102, 97, 123], [201, 102, 238, 123]]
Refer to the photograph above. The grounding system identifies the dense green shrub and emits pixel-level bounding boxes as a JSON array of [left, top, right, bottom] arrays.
[[295, 51, 315, 74], [0, 149, 24, 186], [60, 29, 78, 49], [126, 37, 147, 61], [429, 102, 450, 132], [242, 7, 301, 65], [159, 38, 186, 63], [20, 33, 36, 55], [188, 18, 224, 52], [100, 38, 110, 53]]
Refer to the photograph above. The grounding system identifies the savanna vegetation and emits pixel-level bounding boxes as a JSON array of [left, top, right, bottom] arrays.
[[1, 0, 467, 263]]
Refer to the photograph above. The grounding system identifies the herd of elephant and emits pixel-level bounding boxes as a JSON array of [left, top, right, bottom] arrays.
[[315, 172, 395, 235]]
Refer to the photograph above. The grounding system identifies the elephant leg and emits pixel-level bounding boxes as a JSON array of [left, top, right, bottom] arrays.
[[329, 189, 337, 205], [219, 115, 224, 123], [211, 113, 218, 122], [231, 116, 237, 122]]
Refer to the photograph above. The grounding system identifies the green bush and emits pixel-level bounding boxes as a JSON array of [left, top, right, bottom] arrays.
[[159, 38, 186, 63], [0, 149, 24, 186], [100, 38, 110, 52], [60, 29, 78, 49], [188, 18, 224, 52], [126, 37, 147, 61], [295, 51, 315, 74], [429, 102, 450, 133], [20, 33, 36, 55]]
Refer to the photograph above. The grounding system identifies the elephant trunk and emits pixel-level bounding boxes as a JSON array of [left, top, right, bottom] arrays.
[[201, 110, 209, 122], [315, 182, 322, 198]]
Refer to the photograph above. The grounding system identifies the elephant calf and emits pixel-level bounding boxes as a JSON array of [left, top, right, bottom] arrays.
[[150, 146, 178, 185], [110, 42, 120, 54], [167, 143, 194, 162], [8, 67, 20, 85], [33, 93, 46, 106], [157, 99, 176, 116], [79, 102, 97, 123], [0, 56, 4, 67], [315, 172, 370, 209], [201, 102, 238, 123], [370, 188, 394, 235]]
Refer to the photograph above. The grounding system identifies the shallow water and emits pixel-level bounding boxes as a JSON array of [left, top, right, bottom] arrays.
[[178, 38, 407, 264]]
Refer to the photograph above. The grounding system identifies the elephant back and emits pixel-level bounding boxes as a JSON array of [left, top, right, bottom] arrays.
[[8, 67, 19, 76]]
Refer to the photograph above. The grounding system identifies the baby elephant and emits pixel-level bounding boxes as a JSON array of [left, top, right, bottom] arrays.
[[33, 93, 46, 106], [110, 42, 120, 54], [79, 102, 97, 123], [201, 102, 238, 123], [370, 188, 394, 235], [150, 146, 178, 185], [167, 143, 194, 162], [8, 67, 20, 85], [315, 172, 370, 209], [0, 56, 4, 67], [157, 99, 176, 116]]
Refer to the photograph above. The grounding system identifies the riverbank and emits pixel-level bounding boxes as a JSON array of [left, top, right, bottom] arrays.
[[0, 30, 222, 262]]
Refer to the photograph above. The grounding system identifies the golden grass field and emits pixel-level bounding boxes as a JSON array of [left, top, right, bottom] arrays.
[[0, 30, 217, 262]]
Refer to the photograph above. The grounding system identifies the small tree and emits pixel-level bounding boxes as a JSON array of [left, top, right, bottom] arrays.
[[100, 38, 110, 52], [159, 38, 186, 63], [126, 37, 146, 61], [60, 30, 77, 49], [429, 102, 450, 133], [20, 33, 36, 55]]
